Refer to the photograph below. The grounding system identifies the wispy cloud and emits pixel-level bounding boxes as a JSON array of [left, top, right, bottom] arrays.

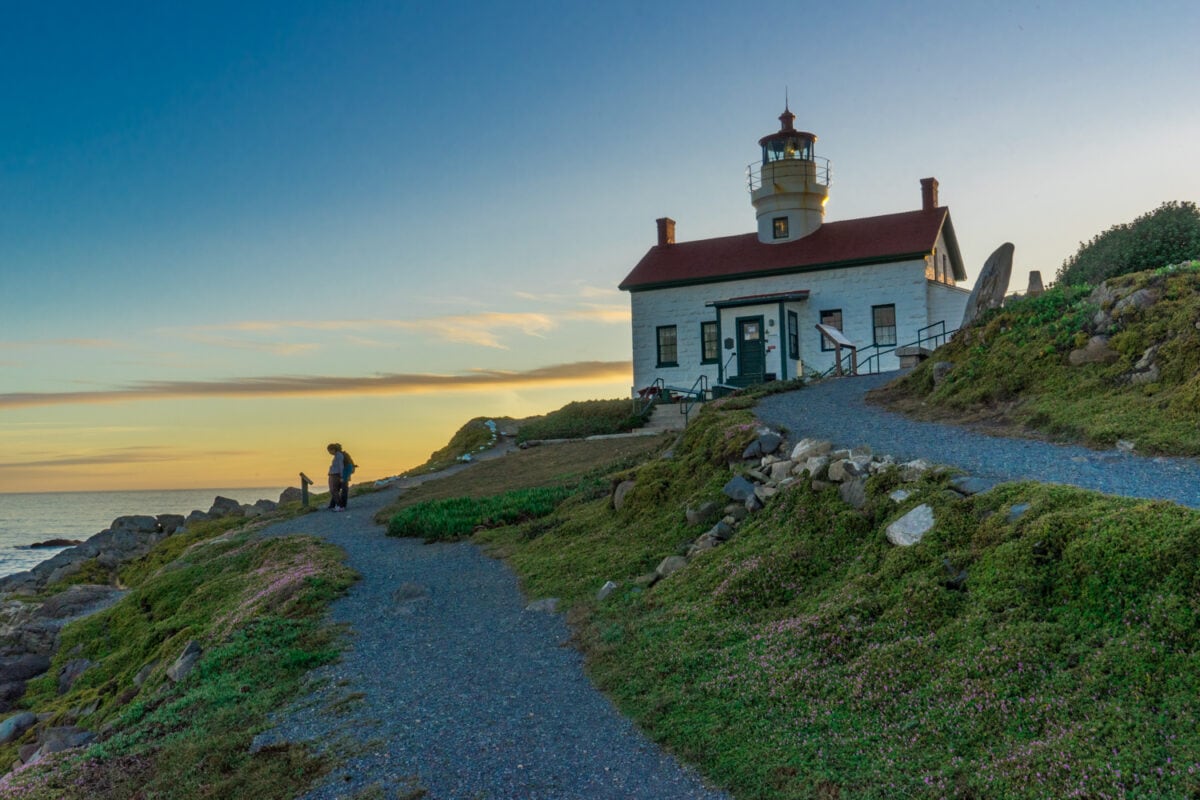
[[0, 360, 632, 409], [191, 311, 557, 349], [0, 338, 119, 350], [181, 333, 321, 356], [0, 446, 253, 470]]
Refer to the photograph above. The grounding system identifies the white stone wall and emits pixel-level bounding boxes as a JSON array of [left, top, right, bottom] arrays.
[[927, 281, 971, 336], [628, 258, 946, 388]]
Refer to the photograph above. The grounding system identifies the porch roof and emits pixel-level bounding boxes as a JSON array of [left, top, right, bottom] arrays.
[[707, 290, 810, 309]]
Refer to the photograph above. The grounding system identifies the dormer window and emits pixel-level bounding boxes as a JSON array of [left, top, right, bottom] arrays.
[[772, 217, 789, 239]]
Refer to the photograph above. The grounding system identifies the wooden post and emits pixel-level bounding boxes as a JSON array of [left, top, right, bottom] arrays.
[[299, 472, 314, 507]]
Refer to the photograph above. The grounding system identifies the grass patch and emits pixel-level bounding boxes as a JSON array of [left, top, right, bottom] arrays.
[[516, 399, 644, 443], [0, 515, 356, 799], [403, 417, 513, 476], [388, 485, 587, 541]]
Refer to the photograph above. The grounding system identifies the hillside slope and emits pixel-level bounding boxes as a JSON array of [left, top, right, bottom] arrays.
[[875, 261, 1200, 455]]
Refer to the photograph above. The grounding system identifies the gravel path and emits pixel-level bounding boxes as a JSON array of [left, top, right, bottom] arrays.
[[755, 371, 1200, 508], [254, 466, 731, 800]]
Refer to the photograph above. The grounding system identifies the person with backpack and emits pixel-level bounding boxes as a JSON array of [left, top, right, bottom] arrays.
[[325, 442, 354, 512]]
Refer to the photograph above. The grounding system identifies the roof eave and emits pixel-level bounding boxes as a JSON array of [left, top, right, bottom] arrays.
[[620, 251, 933, 293]]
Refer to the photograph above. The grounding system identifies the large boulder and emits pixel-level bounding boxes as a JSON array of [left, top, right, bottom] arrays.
[[208, 497, 244, 518], [612, 480, 636, 511], [167, 640, 202, 683], [655, 556, 689, 579], [110, 515, 158, 535], [0, 654, 50, 684], [0, 711, 36, 745], [156, 514, 186, 534], [278, 487, 304, 505], [790, 438, 832, 462], [722, 475, 757, 502], [1068, 335, 1120, 366], [886, 504, 936, 547]]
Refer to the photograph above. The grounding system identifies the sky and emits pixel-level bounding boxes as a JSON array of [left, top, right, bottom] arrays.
[[2, 0, 1198, 493]]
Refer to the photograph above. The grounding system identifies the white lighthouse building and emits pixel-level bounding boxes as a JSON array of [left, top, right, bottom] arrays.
[[619, 107, 970, 394]]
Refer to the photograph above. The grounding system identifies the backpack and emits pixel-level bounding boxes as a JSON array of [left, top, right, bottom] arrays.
[[342, 452, 356, 480]]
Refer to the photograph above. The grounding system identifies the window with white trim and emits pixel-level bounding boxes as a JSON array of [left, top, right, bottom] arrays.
[[656, 325, 678, 367]]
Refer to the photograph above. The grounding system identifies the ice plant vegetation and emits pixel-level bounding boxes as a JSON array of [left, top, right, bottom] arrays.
[[0, 514, 354, 800]]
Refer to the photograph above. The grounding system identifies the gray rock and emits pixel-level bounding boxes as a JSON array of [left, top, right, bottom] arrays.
[[811, 479, 834, 491], [1113, 287, 1158, 316], [156, 514, 186, 535], [0, 655, 50, 684], [742, 433, 782, 460], [612, 480, 636, 511], [722, 475, 757, 502], [0, 711, 36, 745], [744, 494, 763, 513], [655, 556, 689, 578], [34, 726, 95, 758], [768, 460, 795, 483], [950, 475, 994, 496], [132, 660, 158, 687], [166, 640, 202, 683], [1128, 364, 1160, 385], [596, 581, 618, 601], [278, 487, 304, 505], [886, 504, 936, 546], [899, 459, 932, 482], [110, 515, 159, 535], [839, 477, 868, 510], [753, 485, 778, 503], [1007, 503, 1031, 524], [790, 438, 832, 462], [208, 496, 244, 517], [185, 510, 211, 524], [240, 504, 264, 518], [58, 658, 93, 695], [39, 585, 124, 620], [803, 455, 830, 479], [889, 489, 912, 503], [723, 504, 748, 522], [685, 502, 721, 527], [961, 242, 1014, 326], [708, 521, 735, 541], [932, 361, 955, 387], [1068, 335, 1119, 366], [253, 499, 277, 513]]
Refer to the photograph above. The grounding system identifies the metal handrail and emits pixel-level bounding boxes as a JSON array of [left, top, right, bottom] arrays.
[[818, 320, 960, 377], [633, 377, 666, 417], [680, 374, 710, 424], [746, 156, 832, 193]]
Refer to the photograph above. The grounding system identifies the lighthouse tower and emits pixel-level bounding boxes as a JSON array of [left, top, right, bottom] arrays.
[[749, 105, 830, 243]]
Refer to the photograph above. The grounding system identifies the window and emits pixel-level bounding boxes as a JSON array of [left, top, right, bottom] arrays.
[[787, 311, 799, 357], [819, 309, 842, 351], [700, 321, 719, 363], [772, 217, 789, 239], [872, 304, 897, 346], [656, 325, 678, 367]]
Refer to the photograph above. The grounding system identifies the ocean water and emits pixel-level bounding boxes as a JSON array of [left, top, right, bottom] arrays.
[[0, 488, 286, 579]]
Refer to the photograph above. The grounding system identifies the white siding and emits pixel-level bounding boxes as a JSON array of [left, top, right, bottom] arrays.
[[628, 258, 936, 389], [927, 281, 971, 335]]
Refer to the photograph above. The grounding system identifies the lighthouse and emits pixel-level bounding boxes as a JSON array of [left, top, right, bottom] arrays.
[[748, 105, 830, 243]]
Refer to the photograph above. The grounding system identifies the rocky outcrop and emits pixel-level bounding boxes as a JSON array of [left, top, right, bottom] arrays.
[[603, 428, 1001, 597]]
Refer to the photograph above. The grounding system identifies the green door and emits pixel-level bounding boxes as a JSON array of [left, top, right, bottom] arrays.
[[736, 316, 765, 383]]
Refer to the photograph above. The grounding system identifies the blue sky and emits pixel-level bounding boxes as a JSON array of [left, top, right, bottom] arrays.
[[2, 1, 1198, 491]]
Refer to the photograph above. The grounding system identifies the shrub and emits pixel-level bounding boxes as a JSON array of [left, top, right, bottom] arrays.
[[1056, 200, 1200, 285]]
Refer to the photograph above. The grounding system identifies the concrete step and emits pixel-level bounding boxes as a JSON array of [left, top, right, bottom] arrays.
[[641, 403, 689, 432]]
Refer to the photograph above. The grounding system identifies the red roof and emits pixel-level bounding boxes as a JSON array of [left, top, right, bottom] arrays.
[[619, 207, 958, 291]]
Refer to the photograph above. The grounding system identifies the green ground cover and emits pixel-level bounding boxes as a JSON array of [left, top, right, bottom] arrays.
[[878, 263, 1200, 454], [515, 398, 644, 443], [464, 401, 1200, 798], [0, 512, 356, 800]]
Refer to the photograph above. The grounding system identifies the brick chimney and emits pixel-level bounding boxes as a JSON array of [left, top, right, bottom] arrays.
[[656, 217, 676, 246], [920, 177, 939, 210]]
